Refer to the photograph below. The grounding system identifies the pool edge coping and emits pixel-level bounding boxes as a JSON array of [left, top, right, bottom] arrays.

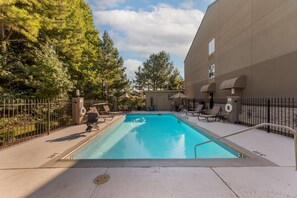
[[41, 112, 277, 168]]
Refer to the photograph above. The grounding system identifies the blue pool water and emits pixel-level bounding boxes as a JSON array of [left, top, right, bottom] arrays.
[[73, 114, 239, 159]]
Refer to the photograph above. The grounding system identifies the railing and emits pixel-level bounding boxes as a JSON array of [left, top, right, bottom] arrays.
[[194, 123, 297, 170], [0, 99, 72, 148], [178, 109, 188, 118], [187, 97, 297, 138], [240, 98, 296, 137]]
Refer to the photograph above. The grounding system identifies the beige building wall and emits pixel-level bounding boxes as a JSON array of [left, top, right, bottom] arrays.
[[144, 90, 180, 111], [185, 0, 297, 99]]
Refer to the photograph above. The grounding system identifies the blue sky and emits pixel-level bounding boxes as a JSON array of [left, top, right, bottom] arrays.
[[85, 0, 216, 80]]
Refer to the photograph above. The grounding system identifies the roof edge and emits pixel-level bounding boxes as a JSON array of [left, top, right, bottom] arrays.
[[207, 0, 219, 9], [184, 0, 219, 63]]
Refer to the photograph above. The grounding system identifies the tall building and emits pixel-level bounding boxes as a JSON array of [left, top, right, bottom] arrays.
[[184, 0, 297, 100]]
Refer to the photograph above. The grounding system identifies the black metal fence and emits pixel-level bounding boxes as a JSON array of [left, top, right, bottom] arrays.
[[0, 99, 72, 148], [186, 97, 296, 138], [239, 98, 296, 138]]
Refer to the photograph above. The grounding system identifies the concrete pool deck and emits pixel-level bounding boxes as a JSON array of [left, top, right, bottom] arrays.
[[0, 113, 296, 197]]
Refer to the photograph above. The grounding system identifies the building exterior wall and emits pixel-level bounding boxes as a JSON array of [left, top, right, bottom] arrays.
[[144, 90, 180, 111], [185, 0, 297, 99]]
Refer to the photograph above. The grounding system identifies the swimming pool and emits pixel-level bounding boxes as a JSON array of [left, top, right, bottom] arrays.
[[72, 114, 240, 159]]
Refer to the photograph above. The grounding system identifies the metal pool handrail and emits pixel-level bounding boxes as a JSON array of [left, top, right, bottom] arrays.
[[194, 123, 297, 170], [178, 109, 187, 115], [177, 109, 189, 119]]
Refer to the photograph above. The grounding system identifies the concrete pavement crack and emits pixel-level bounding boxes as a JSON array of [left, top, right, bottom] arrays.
[[211, 167, 240, 198], [90, 168, 108, 198]]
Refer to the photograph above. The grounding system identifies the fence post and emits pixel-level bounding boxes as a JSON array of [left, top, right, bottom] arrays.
[[47, 99, 50, 135], [267, 98, 271, 133]]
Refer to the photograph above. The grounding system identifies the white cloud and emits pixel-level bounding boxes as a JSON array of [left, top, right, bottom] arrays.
[[88, 0, 125, 10], [179, 1, 194, 9], [203, 0, 217, 5], [178, 67, 185, 78], [93, 4, 204, 59], [207, 0, 216, 2], [124, 59, 143, 80]]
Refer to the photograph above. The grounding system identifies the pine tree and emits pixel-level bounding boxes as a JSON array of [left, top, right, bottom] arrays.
[[100, 31, 129, 101], [134, 51, 184, 91], [167, 68, 184, 90]]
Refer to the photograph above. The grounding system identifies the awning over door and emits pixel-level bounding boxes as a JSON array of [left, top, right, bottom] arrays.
[[219, 76, 246, 90], [200, 83, 215, 93]]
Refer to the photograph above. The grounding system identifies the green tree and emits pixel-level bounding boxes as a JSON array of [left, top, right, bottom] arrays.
[[100, 31, 129, 101], [0, 43, 73, 98], [40, 0, 95, 89], [167, 68, 184, 90], [134, 66, 148, 90], [0, 0, 128, 100], [134, 51, 184, 91], [0, 0, 41, 52], [0, 0, 107, 99]]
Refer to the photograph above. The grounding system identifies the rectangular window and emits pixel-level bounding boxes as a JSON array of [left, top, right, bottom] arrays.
[[209, 64, 215, 79], [208, 38, 215, 55]]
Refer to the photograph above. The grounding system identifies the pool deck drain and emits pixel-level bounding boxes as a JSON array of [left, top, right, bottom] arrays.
[[93, 174, 110, 185]]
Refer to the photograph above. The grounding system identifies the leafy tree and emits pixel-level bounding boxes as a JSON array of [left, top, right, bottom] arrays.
[[76, 2, 103, 99], [0, 0, 103, 98], [134, 51, 184, 91], [0, 44, 73, 98], [0, 0, 128, 101], [0, 0, 41, 52], [39, 0, 96, 89]]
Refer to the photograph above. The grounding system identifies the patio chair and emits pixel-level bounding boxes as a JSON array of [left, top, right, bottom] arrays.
[[85, 112, 100, 132], [103, 104, 121, 115], [89, 106, 114, 121], [197, 105, 221, 122], [187, 104, 204, 116]]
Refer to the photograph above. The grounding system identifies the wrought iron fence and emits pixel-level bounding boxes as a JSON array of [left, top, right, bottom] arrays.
[[187, 97, 296, 138], [0, 99, 72, 148], [239, 98, 296, 138]]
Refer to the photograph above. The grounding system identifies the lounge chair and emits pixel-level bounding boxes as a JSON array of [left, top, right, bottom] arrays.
[[89, 106, 114, 121], [197, 106, 221, 122], [103, 104, 121, 115], [85, 112, 100, 132], [187, 104, 204, 116]]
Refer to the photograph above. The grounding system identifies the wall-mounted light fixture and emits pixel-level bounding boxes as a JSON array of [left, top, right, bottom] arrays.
[[231, 88, 235, 95], [76, 89, 80, 97]]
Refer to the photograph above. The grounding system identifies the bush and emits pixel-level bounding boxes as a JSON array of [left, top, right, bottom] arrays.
[[36, 121, 59, 132], [0, 131, 14, 145]]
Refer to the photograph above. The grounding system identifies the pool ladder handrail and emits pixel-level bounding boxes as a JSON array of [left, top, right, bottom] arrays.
[[178, 109, 188, 119], [194, 123, 297, 170]]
